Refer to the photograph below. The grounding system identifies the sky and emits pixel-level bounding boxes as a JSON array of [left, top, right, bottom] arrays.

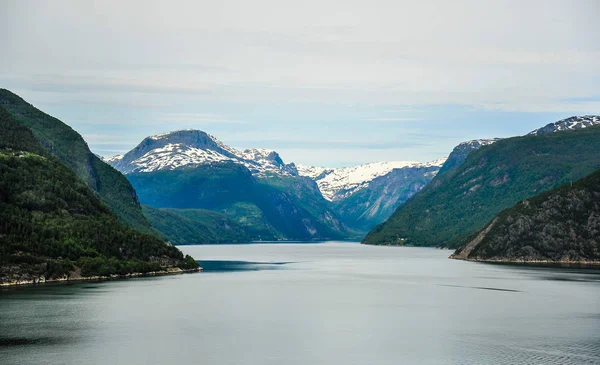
[[1, 0, 599, 167]]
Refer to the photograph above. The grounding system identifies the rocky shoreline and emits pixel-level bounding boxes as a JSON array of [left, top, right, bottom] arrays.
[[449, 256, 600, 267], [0, 266, 202, 288]]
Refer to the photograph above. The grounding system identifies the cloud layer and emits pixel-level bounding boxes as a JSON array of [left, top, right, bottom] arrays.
[[1, 0, 598, 165]]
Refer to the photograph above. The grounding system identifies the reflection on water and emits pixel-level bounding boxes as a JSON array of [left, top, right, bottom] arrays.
[[198, 260, 293, 272], [436, 284, 522, 292], [1, 242, 599, 365]]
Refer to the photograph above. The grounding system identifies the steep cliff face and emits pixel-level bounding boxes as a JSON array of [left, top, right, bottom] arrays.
[[452, 169, 600, 263]]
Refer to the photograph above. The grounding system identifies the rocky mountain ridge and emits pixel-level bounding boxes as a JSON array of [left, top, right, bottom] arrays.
[[106, 129, 298, 177], [297, 159, 446, 201], [107, 130, 445, 210], [528, 115, 599, 136]]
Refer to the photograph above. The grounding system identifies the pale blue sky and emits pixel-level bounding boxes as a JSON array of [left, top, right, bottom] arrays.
[[1, 0, 598, 167]]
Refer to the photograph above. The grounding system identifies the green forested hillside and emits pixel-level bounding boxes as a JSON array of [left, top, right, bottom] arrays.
[[143, 206, 252, 245], [0, 89, 153, 234], [128, 162, 350, 240], [363, 126, 600, 248], [0, 108, 197, 284], [452, 169, 600, 263]]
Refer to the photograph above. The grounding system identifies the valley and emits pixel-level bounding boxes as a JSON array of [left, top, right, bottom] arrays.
[[106, 129, 447, 241], [2, 3, 599, 365], [1, 86, 600, 287]]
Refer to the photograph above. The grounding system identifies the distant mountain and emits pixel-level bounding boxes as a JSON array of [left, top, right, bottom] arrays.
[[331, 164, 444, 232], [0, 106, 197, 285], [106, 129, 298, 177], [363, 123, 600, 248], [298, 160, 446, 231], [109, 130, 445, 239], [451, 168, 600, 264], [124, 160, 351, 241], [297, 160, 445, 201], [528, 115, 599, 136], [0, 89, 155, 235]]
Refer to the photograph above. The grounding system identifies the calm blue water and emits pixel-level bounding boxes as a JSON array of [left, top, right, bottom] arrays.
[[1, 242, 599, 365]]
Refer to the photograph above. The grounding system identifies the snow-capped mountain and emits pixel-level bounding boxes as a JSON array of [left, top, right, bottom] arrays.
[[298, 159, 447, 201], [106, 130, 297, 177], [528, 115, 600, 136]]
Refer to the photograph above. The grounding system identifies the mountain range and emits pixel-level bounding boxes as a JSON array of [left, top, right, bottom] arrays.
[[2, 86, 598, 266], [106, 130, 299, 177], [106, 130, 447, 241]]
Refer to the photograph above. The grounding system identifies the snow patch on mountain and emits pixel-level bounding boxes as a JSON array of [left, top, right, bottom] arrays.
[[103, 154, 123, 163], [528, 115, 600, 136], [296, 165, 335, 180], [298, 159, 447, 201], [106, 129, 448, 201], [106, 130, 298, 177], [456, 138, 500, 150]]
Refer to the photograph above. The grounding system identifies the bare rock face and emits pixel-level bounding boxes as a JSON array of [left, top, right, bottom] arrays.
[[452, 168, 600, 264]]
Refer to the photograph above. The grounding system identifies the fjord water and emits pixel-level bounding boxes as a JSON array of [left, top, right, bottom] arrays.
[[1, 242, 599, 365]]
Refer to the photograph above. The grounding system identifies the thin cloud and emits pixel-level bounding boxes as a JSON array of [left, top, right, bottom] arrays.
[[364, 117, 423, 122], [154, 113, 247, 124]]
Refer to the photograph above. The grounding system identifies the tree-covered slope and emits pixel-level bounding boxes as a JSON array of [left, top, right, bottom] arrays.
[[436, 139, 501, 175], [142, 206, 252, 245], [451, 169, 600, 263], [0, 89, 153, 234], [362, 126, 600, 248], [128, 162, 350, 240], [0, 108, 198, 284]]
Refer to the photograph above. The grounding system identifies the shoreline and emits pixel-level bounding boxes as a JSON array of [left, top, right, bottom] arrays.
[[0, 267, 202, 288], [450, 256, 600, 268]]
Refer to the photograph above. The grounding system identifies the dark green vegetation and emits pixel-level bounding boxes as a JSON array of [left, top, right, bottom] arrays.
[[128, 162, 351, 240], [143, 206, 252, 245], [437, 139, 500, 175], [0, 105, 198, 284], [363, 126, 600, 248], [452, 168, 600, 263], [333, 166, 439, 232], [0, 89, 154, 234]]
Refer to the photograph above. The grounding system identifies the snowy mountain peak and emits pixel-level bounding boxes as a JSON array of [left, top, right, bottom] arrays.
[[142, 129, 239, 157], [106, 129, 298, 177], [298, 159, 447, 201], [528, 115, 600, 136]]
